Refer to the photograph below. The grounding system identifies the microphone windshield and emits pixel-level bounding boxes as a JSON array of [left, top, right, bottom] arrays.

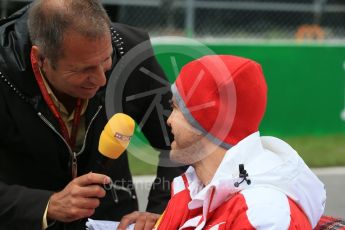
[[98, 113, 135, 159]]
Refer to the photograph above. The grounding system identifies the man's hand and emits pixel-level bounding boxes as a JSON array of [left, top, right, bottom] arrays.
[[117, 211, 160, 230], [47, 172, 110, 222]]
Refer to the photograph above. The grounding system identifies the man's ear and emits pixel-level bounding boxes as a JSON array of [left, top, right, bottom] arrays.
[[31, 45, 44, 67]]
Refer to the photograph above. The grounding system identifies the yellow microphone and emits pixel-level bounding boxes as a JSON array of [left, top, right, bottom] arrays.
[[95, 113, 135, 172], [98, 113, 135, 159]]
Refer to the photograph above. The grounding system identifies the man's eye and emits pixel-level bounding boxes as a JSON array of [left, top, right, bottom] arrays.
[[83, 67, 94, 73]]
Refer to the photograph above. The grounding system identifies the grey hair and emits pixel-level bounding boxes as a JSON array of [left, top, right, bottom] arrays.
[[28, 0, 111, 68]]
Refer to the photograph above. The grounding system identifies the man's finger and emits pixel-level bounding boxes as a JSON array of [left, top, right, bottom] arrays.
[[72, 184, 106, 198], [74, 172, 110, 186], [71, 207, 96, 220], [117, 211, 140, 230], [143, 214, 160, 230], [133, 214, 146, 230], [73, 197, 101, 209]]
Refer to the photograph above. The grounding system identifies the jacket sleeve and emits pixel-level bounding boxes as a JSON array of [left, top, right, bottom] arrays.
[[0, 181, 53, 230], [0, 88, 53, 229], [113, 23, 187, 214]]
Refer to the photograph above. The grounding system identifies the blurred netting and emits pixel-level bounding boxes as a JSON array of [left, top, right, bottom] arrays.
[[106, 0, 345, 41], [2, 0, 345, 40]]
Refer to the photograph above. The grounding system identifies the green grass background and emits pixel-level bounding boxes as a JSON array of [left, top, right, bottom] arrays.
[[127, 43, 345, 175]]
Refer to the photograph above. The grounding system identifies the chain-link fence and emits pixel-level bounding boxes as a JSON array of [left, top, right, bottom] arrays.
[[112, 0, 345, 41], [2, 0, 345, 41]]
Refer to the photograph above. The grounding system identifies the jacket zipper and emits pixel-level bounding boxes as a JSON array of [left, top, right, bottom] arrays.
[[37, 105, 103, 179]]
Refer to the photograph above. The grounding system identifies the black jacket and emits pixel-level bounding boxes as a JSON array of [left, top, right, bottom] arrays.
[[0, 5, 185, 230]]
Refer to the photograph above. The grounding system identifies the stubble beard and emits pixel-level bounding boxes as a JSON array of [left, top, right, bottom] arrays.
[[170, 137, 207, 166]]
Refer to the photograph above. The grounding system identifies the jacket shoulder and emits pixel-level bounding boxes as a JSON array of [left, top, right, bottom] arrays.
[[111, 22, 150, 49], [237, 188, 292, 229], [215, 189, 298, 229], [0, 5, 30, 27], [0, 5, 31, 77]]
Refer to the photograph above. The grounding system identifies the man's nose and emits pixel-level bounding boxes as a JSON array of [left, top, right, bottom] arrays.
[[167, 114, 172, 127], [90, 66, 107, 86]]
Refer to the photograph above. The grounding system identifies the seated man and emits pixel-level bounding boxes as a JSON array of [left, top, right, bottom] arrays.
[[154, 55, 326, 229]]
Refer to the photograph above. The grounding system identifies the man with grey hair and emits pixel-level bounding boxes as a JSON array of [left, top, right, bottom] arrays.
[[0, 0, 184, 229]]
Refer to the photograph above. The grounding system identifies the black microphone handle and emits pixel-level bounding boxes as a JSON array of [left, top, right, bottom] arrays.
[[92, 153, 113, 175]]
